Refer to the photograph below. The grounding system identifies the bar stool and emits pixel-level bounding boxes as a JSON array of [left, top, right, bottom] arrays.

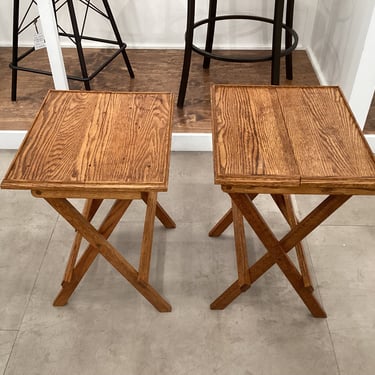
[[10, 0, 134, 101], [177, 0, 298, 107]]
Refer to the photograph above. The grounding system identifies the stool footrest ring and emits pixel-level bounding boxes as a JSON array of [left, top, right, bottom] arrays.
[[191, 15, 298, 63]]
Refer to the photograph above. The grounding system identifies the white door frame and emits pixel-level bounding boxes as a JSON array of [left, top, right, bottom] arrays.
[[349, 5, 375, 151], [36, 0, 69, 90]]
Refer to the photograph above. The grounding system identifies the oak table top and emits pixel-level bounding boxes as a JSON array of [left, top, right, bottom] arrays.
[[211, 85, 375, 195], [1, 90, 174, 197]]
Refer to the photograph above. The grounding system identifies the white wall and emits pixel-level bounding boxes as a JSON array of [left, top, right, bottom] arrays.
[[0, 0, 317, 49], [348, 7, 375, 128], [310, 0, 373, 92], [308, 0, 375, 128]]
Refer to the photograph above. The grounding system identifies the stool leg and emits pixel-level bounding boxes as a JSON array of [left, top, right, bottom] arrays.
[[67, 0, 90, 90], [271, 0, 284, 85], [177, 0, 195, 108], [285, 0, 294, 80], [101, 0, 135, 78], [203, 0, 218, 69], [11, 0, 20, 101]]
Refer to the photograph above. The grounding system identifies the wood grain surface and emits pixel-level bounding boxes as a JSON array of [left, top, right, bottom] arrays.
[[1, 90, 174, 193], [211, 85, 375, 194]]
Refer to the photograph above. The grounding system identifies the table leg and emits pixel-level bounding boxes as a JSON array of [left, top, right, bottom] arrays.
[[47, 198, 172, 312], [271, 194, 313, 290], [53, 199, 131, 306], [209, 194, 257, 237], [211, 194, 351, 317], [138, 192, 158, 283], [63, 199, 103, 283], [209, 208, 233, 237], [234, 193, 326, 317], [141, 193, 176, 228]]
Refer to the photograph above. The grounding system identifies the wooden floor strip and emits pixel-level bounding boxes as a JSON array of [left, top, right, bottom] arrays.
[[4, 47, 372, 133]]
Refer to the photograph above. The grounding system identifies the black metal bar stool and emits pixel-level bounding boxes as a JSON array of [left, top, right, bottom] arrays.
[[10, 0, 134, 101], [177, 0, 298, 107]]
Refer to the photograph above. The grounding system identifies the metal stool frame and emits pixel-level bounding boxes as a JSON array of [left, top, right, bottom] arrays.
[[10, 0, 134, 101], [177, 0, 298, 107]]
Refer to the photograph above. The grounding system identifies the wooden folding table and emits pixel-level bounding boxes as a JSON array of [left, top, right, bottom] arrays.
[[1, 90, 176, 312], [210, 85, 375, 317]]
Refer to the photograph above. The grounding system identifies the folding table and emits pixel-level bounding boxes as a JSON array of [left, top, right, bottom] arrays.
[[209, 85, 375, 317], [1, 90, 175, 312]]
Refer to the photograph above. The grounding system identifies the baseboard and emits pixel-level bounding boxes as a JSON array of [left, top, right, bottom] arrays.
[[365, 134, 375, 153], [305, 47, 328, 85], [171, 133, 212, 151], [0, 131, 27, 150], [0, 131, 213, 151]]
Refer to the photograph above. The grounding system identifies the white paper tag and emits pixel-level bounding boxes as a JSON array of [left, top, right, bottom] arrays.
[[34, 33, 46, 50]]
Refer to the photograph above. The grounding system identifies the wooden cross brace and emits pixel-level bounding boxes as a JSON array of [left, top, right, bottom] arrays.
[[44, 194, 176, 312], [209, 193, 351, 317]]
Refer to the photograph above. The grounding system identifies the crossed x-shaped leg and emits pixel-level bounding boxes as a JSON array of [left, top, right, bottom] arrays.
[[42, 192, 175, 312], [209, 193, 351, 317]]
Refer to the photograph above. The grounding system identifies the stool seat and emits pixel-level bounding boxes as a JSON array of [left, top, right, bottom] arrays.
[[177, 0, 297, 107], [190, 14, 298, 63]]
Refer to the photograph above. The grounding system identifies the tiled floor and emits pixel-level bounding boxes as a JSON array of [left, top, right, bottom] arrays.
[[1, 150, 375, 375]]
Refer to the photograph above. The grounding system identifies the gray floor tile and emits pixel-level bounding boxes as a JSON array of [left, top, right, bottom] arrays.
[[0, 330, 17, 375], [0, 150, 15, 177], [6, 315, 339, 375], [5, 220, 336, 375], [331, 327, 375, 375], [4, 191, 337, 375], [295, 194, 375, 226], [1, 151, 58, 330], [0, 189, 58, 227], [306, 226, 375, 332], [0, 222, 57, 330], [3, 151, 375, 375]]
